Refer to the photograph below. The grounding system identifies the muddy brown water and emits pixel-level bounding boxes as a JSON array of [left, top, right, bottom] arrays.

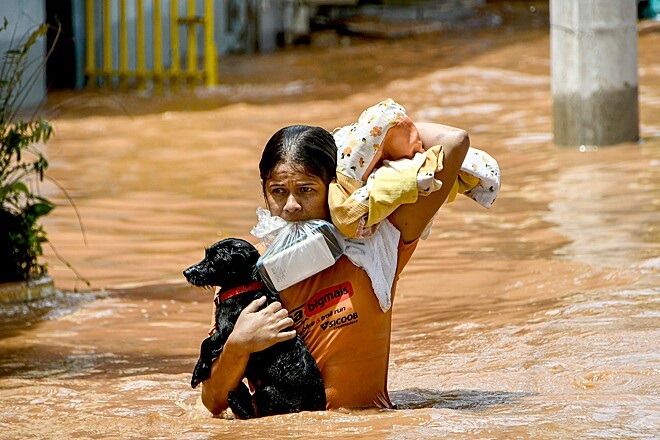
[[1, 6, 659, 439]]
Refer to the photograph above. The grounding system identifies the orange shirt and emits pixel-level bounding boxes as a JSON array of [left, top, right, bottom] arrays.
[[279, 238, 418, 409]]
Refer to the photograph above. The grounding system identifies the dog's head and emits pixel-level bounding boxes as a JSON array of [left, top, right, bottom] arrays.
[[183, 238, 260, 289]]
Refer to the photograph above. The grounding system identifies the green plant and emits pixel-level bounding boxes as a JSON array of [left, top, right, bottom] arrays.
[[0, 18, 54, 282]]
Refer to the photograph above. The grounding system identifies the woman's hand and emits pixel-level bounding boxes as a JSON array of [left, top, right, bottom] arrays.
[[226, 296, 297, 355], [201, 296, 296, 415]]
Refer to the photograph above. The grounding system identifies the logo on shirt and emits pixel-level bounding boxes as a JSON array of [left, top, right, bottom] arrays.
[[290, 306, 305, 324], [305, 282, 354, 317], [320, 311, 359, 331]]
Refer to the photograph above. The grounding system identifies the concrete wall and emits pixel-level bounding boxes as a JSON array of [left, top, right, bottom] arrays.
[[0, 0, 47, 112]]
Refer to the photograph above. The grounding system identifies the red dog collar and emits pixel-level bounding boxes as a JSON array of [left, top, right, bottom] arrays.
[[215, 281, 265, 305]]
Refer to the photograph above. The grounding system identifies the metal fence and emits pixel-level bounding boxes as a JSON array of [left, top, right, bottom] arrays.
[[85, 0, 217, 92]]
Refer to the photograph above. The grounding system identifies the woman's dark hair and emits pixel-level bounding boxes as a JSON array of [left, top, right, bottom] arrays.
[[259, 125, 337, 189]]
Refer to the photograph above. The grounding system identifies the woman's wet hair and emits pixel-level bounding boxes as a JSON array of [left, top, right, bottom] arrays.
[[259, 125, 337, 189]]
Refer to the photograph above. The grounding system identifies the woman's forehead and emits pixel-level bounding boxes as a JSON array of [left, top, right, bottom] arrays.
[[266, 162, 323, 184]]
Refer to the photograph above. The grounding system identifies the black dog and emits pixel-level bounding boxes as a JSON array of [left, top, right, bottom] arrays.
[[183, 238, 326, 418]]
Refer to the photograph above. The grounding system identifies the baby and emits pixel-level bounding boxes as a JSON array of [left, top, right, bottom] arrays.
[[328, 99, 500, 239]]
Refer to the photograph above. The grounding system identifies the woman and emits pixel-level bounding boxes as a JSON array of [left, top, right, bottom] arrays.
[[201, 119, 470, 415]]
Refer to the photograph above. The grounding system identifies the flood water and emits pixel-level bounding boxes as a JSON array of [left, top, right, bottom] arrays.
[[1, 5, 659, 439]]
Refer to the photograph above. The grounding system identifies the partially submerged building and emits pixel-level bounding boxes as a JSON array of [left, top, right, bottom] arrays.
[[1, 0, 484, 107]]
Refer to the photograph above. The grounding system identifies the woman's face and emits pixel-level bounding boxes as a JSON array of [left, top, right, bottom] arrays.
[[263, 162, 329, 222]]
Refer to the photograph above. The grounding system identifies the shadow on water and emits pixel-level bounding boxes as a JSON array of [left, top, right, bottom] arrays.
[[0, 343, 194, 380], [0, 285, 209, 382], [111, 282, 210, 303], [0, 283, 207, 341], [0, 291, 101, 340], [390, 388, 534, 411]]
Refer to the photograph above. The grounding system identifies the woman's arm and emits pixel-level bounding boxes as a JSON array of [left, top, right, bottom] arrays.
[[390, 122, 470, 243], [200, 297, 296, 415]]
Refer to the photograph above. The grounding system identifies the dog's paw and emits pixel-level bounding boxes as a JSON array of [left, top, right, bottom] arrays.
[[191, 360, 211, 389], [191, 373, 203, 389], [190, 375, 201, 389], [228, 386, 256, 419]]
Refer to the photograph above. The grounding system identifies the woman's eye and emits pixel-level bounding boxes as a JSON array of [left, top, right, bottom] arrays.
[[300, 187, 313, 193], [271, 188, 286, 195]]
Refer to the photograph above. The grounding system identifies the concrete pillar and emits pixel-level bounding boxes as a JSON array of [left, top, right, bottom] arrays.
[[551, 0, 639, 147], [257, 0, 282, 53]]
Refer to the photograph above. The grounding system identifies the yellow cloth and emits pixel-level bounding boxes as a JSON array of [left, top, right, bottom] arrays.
[[365, 145, 444, 228], [328, 174, 369, 238], [448, 170, 481, 204]]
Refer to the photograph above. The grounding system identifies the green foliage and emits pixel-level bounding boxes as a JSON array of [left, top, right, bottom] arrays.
[[0, 18, 55, 282]]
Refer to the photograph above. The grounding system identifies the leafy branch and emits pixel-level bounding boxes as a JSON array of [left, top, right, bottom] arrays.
[[0, 16, 88, 286]]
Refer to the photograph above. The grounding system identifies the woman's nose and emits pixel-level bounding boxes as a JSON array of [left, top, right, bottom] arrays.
[[283, 194, 302, 212]]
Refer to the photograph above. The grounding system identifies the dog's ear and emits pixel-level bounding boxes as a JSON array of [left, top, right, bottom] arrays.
[[230, 240, 260, 268], [217, 238, 261, 285]]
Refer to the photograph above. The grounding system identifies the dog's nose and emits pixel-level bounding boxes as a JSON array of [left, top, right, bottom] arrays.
[[183, 267, 194, 279]]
